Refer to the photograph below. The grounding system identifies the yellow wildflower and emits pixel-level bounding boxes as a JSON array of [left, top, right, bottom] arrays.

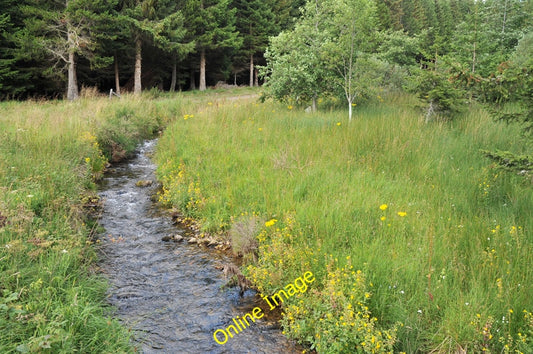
[[265, 218, 278, 227]]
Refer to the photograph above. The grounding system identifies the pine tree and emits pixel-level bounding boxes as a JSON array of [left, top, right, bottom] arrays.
[[182, 0, 240, 91], [19, 0, 117, 100], [233, 0, 278, 86], [0, 0, 30, 98]]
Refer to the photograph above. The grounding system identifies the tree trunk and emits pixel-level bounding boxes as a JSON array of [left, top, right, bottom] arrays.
[[501, 0, 509, 34], [189, 68, 196, 90], [199, 48, 206, 91], [134, 38, 142, 95], [249, 54, 254, 87], [254, 68, 259, 87], [348, 100, 353, 122], [114, 54, 121, 95], [472, 40, 476, 73], [67, 50, 78, 100], [170, 53, 177, 92], [312, 95, 317, 112]]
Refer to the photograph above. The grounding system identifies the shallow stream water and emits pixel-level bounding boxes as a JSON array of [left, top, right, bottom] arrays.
[[97, 140, 300, 353]]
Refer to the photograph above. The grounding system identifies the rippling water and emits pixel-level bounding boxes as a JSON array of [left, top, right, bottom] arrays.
[[98, 140, 300, 353]]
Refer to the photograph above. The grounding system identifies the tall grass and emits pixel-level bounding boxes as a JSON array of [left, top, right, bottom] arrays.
[[0, 94, 186, 352], [155, 92, 533, 352]]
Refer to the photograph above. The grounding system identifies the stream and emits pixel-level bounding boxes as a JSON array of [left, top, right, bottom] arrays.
[[97, 140, 301, 353]]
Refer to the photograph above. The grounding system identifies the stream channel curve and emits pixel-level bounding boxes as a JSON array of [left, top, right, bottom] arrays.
[[97, 140, 301, 353]]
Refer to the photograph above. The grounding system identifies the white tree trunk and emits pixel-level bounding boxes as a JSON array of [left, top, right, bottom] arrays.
[[249, 54, 254, 87], [348, 101, 353, 122], [199, 48, 206, 91], [67, 50, 78, 100], [134, 38, 142, 95]]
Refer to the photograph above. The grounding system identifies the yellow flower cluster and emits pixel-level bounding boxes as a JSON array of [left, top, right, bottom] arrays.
[[79, 131, 107, 180], [157, 161, 207, 216], [245, 213, 316, 296], [280, 257, 398, 353], [469, 309, 533, 352]]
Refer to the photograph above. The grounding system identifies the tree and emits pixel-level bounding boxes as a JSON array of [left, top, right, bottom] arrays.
[[483, 32, 533, 176], [324, 0, 379, 121], [261, 0, 333, 110], [413, 63, 467, 122], [233, 0, 278, 87], [182, 0, 240, 91], [120, 0, 190, 94], [150, 2, 194, 92], [19, 0, 116, 100], [0, 0, 29, 99]]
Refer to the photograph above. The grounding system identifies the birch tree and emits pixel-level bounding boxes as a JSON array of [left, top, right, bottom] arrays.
[[325, 0, 378, 121]]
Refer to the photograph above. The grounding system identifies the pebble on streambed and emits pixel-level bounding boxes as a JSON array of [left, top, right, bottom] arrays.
[[161, 234, 184, 242], [161, 233, 228, 249], [135, 180, 153, 187]]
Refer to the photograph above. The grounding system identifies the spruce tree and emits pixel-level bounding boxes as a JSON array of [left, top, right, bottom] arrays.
[[233, 0, 277, 86], [182, 0, 240, 91]]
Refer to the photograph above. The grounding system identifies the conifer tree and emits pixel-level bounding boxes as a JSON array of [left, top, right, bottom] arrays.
[[19, 0, 116, 100], [0, 0, 30, 98], [233, 0, 277, 86], [182, 0, 240, 91]]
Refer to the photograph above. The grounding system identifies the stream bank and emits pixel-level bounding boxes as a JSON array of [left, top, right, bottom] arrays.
[[97, 140, 301, 353]]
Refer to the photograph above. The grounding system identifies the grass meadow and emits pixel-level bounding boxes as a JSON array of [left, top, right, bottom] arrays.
[[1, 88, 532, 352], [0, 94, 181, 352], [155, 91, 533, 352]]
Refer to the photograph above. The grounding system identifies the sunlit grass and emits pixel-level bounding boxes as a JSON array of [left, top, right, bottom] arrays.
[[156, 92, 533, 352]]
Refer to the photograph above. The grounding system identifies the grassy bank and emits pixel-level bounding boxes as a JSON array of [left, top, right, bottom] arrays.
[[0, 94, 183, 352], [155, 92, 533, 352]]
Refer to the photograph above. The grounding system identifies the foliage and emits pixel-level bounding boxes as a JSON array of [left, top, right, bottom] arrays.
[[412, 65, 466, 121], [281, 258, 398, 353], [483, 32, 533, 176], [260, 0, 333, 109]]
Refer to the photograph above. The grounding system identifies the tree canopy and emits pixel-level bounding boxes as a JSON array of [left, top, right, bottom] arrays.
[[0, 0, 531, 106]]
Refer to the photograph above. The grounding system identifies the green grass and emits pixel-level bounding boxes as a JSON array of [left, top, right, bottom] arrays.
[[155, 91, 533, 352], [0, 94, 189, 352], [2, 88, 531, 352]]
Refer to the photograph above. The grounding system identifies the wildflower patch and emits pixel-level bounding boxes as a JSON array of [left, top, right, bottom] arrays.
[[212, 271, 315, 345]]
